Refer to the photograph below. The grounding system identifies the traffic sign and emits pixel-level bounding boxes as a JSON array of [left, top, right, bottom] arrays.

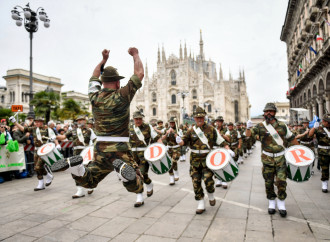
[[11, 105, 23, 112]]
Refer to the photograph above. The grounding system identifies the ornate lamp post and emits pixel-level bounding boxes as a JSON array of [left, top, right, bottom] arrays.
[[11, 3, 50, 118], [177, 91, 189, 124]]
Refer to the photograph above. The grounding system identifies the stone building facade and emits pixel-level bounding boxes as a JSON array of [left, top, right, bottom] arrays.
[[131, 32, 251, 124], [1, 69, 63, 113], [280, 0, 330, 121]]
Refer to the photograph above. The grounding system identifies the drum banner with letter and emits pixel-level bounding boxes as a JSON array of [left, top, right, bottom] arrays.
[[285, 145, 314, 182], [144, 143, 172, 175], [206, 148, 239, 182], [37, 143, 63, 167], [0, 144, 25, 172], [80, 146, 94, 165]]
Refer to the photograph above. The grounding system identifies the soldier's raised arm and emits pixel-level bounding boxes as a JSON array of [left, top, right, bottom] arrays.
[[128, 47, 144, 81], [93, 49, 110, 78]]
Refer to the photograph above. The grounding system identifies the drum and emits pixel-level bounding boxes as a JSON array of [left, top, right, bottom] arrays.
[[80, 146, 94, 165], [206, 148, 239, 182], [37, 143, 63, 167], [144, 143, 172, 175], [285, 145, 314, 182]]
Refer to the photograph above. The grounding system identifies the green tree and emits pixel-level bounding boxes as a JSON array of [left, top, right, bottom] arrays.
[[0, 108, 13, 120], [30, 91, 60, 123], [59, 99, 84, 120]]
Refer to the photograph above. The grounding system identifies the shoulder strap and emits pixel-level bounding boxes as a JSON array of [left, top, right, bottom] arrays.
[[323, 127, 330, 138], [133, 125, 147, 146], [262, 121, 284, 148], [193, 126, 210, 149], [77, 128, 86, 146]]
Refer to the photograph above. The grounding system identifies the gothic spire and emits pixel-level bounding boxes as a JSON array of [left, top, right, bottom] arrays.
[[157, 45, 161, 64], [162, 44, 166, 63], [184, 41, 187, 59], [229, 68, 232, 80], [145, 60, 148, 78], [243, 68, 245, 81], [199, 29, 204, 60], [219, 63, 223, 80], [179, 41, 183, 60]]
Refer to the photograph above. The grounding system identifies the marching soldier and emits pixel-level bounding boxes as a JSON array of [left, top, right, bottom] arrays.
[[236, 122, 245, 163], [161, 117, 180, 184], [179, 124, 188, 162], [242, 122, 252, 156], [246, 103, 299, 217], [50, 47, 145, 198], [10, 116, 56, 191], [296, 118, 313, 149], [214, 116, 230, 188], [56, 115, 95, 198], [177, 107, 234, 214], [129, 110, 161, 207], [308, 113, 330, 193], [225, 122, 242, 164]]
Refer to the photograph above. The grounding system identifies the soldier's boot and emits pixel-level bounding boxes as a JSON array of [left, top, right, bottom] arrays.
[[34, 179, 45, 191], [183, 154, 186, 161], [196, 199, 205, 214], [215, 179, 222, 187], [113, 159, 136, 182], [169, 175, 175, 185], [87, 189, 94, 195], [207, 192, 216, 206], [244, 152, 248, 158], [268, 199, 276, 215], [44, 172, 53, 187], [146, 182, 153, 197], [51, 156, 84, 177], [222, 182, 228, 189], [174, 170, 179, 181], [239, 156, 244, 164], [72, 186, 86, 199], [134, 193, 144, 207], [277, 199, 287, 217], [322, 181, 328, 193]]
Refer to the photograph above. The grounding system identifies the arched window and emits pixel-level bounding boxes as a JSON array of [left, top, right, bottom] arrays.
[[171, 94, 176, 104], [1, 95, 4, 104], [153, 108, 156, 116], [192, 89, 197, 99], [193, 105, 197, 112], [170, 70, 176, 85], [140, 108, 143, 114], [152, 92, 156, 102], [22, 92, 24, 102], [13, 91, 15, 102], [208, 104, 212, 112], [234, 100, 239, 123], [9, 92, 12, 103]]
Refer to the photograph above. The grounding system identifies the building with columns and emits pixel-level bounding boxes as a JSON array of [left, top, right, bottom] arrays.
[[130, 32, 251, 124], [1, 69, 63, 113], [281, 0, 330, 121]]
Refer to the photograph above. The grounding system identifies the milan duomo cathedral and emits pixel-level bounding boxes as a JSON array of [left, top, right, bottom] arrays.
[[131, 31, 251, 123]]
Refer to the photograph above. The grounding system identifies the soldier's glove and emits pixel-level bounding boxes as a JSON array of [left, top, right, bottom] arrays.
[[68, 126, 73, 131], [246, 120, 253, 129], [48, 137, 55, 143], [56, 144, 61, 151], [176, 136, 182, 144], [313, 122, 319, 129], [228, 149, 235, 157], [9, 116, 16, 123]]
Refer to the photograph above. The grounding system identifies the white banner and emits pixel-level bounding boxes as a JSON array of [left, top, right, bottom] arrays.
[[0, 144, 26, 172]]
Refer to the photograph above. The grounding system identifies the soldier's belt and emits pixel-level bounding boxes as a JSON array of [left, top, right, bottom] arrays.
[[300, 141, 313, 144], [73, 146, 86, 150], [318, 145, 330, 149], [190, 149, 210, 154], [167, 145, 180, 149], [213, 146, 220, 149], [230, 142, 238, 146], [262, 150, 285, 158], [132, 147, 147, 152], [96, 136, 129, 142]]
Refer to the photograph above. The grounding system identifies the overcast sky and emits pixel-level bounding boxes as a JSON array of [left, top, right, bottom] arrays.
[[0, 0, 289, 116]]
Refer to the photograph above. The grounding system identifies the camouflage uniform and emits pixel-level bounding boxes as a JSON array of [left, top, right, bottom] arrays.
[[74, 73, 144, 194], [298, 127, 314, 149], [314, 126, 330, 181], [237, 125, 245, 157], [164, 121, 180, 175], [225, 124, 241, 162], [23, 124, 51, 180], [129, 121, 160, 185], [250, 119, 295, 200], [183, 121, 227, 200]]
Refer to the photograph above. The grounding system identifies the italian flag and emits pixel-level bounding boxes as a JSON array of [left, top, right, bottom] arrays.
[[316, 34, 324, 41], [299, 64, 303, 72]]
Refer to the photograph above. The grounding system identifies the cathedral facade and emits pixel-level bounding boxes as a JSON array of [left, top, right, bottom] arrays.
[[131, 32, 251, 124]]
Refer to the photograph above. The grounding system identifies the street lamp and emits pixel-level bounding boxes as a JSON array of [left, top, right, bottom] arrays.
[[11, 3, 50, 118], [177, 91, 189, 123]]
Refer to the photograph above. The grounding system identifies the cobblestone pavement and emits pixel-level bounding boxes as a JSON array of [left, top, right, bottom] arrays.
[[1, 143, 330, 241]]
